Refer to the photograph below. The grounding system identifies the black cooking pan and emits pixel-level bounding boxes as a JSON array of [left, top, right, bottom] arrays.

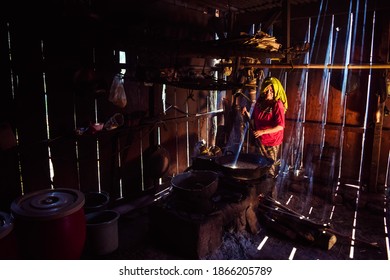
[[171, 170, 219, 200], [143, 145, 170, 179], [214, 153, 273, 180]]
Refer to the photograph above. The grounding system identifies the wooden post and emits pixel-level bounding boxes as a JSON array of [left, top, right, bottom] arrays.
[[282, 0, 291, 63], [369, 96, 384, 192]]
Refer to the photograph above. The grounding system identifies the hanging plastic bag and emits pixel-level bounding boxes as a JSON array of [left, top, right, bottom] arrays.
[[109, 74, 127, 108]]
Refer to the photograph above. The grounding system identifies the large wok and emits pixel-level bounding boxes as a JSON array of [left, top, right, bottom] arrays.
[[171, 170, 219, 200], [214, 153, 273, 180]]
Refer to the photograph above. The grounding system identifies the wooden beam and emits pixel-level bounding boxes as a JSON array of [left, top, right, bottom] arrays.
[[214, 63, 390, 70]]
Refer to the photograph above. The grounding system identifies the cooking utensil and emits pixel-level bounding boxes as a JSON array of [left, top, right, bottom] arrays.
[[143, 145, 170, 179], [243, 110, 260, 148], [84, 191, 110, 213], [85, 210, 120, 255], [11, 188, 86, 259], [171, 170, 219, 200], [214, 153, 273, 180], [0, 211, 19, 259]]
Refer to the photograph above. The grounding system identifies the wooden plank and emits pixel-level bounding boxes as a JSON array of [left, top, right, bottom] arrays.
[[374, 14, 390, 188], [45, 14, 101, 194], [10, 18, 50, 193], [178, 87, 196, 172], [43, 31, 80, 190], [369, 99, 383, 192], [341, 131, 363, 181], [196, 90, 210, 145], [70, 58, 98, 193], [113, 80, 148, 197], [0, 19, 22, 209], [0, 21, 14, 124], [159, 85, 179, 177], [94, 46, 121, 196], [162, 86, 191, 174], [115, 82, 152, 197], [377, 130, 390, 186]]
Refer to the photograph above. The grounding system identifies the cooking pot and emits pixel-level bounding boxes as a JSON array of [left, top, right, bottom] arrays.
[[11, 188, 86, 259], [143, 145, 170, 179], [84, 191, 110, 213], [214, 153, 273, 180], [171, 170, 219, 201], [85, 210, 120, 256]]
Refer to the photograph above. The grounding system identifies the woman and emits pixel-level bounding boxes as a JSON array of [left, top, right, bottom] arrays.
[[243, 76, 287, 178]]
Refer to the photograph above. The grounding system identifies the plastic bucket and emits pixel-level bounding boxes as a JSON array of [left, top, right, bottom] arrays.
[[85, 210, 120, 255]]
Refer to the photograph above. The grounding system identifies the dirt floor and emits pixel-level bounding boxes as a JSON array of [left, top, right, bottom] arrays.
[[81, 175, 390, 260]]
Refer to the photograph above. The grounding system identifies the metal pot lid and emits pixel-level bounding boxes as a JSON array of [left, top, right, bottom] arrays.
[[11, 188, 85, 221], [0, 211, 13, 239]]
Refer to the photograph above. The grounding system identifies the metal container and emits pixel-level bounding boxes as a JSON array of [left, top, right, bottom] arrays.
[[11, 188, 86, 259], [214, 153, 273, 180], [84, 191, 110, 213], [143, 145, 170, 179], [0, 211, 19, 259], [171, 170, 219, 201], [85, 210, 120, 255]]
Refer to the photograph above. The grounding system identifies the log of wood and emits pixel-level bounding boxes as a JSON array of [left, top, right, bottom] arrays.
[[258, 196, 379, 250], [324, 228, 379, 249], [315, 230, 337, 250], [260, 213, 298, 240], [258, 196, 334, 248]]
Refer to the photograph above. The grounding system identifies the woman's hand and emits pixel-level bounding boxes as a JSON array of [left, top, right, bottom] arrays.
[[241, 106, 248, 116], [253, 125, 283, 138], [253, 129, 265, 138]]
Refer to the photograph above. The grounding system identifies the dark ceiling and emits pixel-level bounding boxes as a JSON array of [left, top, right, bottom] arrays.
[[73, 0, 321, 43], [160, 0, 319, 14]]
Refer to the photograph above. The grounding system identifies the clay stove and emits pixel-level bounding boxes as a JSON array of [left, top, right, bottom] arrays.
[[149, 160, 272, 259]]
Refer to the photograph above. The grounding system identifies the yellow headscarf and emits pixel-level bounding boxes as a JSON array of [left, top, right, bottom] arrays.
[[260, 77, 288, 112]]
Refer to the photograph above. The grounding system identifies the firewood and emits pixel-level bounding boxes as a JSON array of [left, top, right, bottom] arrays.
[[324, 228, 379, 249], [261, 213, 298, 240], [258, 196, 337, 249], [258, 196, 379, 250], [314, 230, 337, 250]]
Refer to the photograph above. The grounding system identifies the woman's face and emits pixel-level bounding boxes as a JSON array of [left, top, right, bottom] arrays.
[[263, 85, 274, 101]]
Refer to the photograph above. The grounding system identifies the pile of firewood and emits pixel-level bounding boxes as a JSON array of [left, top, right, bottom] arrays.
[[257, 195, 379, 250]]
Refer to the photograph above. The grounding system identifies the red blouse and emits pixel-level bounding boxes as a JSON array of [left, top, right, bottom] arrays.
[[252, 99, 285, 146]]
